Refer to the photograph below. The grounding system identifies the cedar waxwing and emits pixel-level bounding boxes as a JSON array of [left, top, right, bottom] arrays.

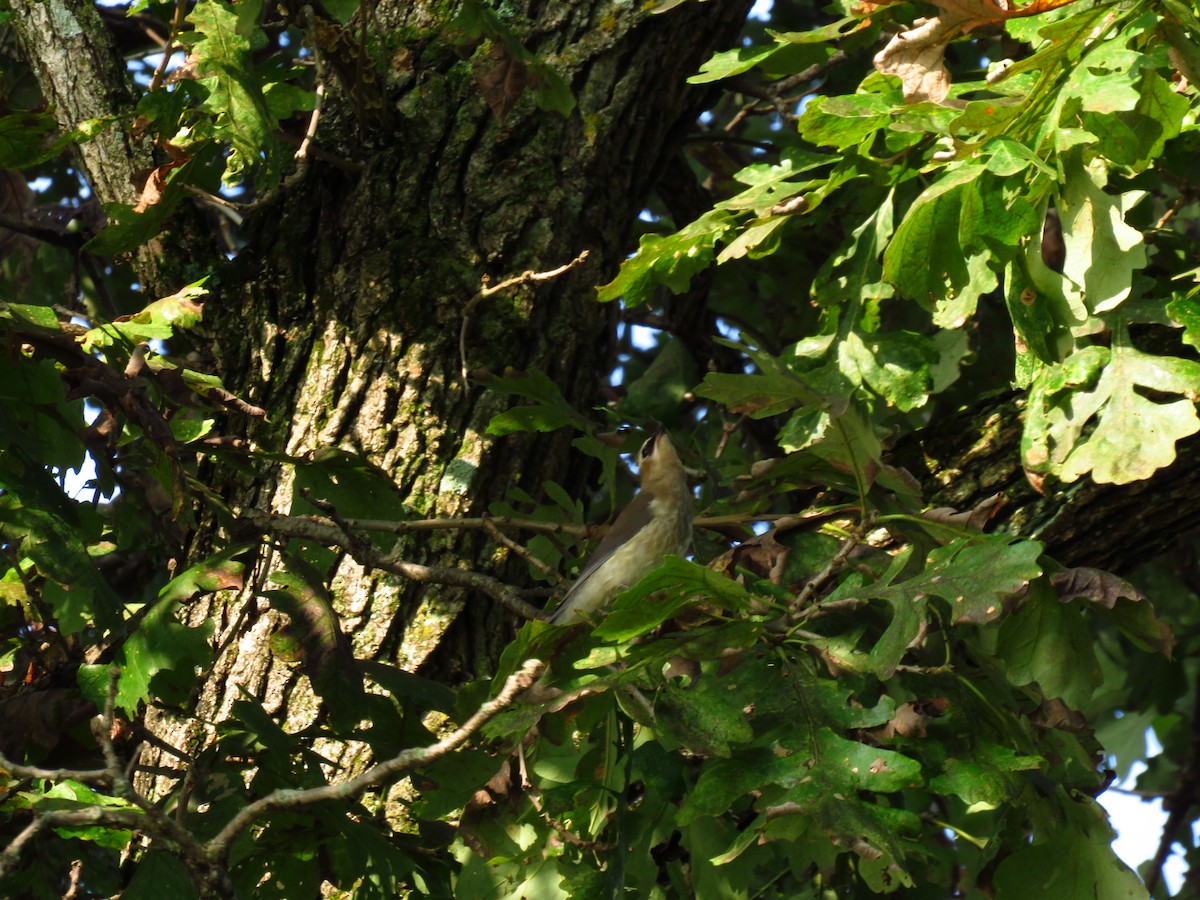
[[549, 430, 693, 625]]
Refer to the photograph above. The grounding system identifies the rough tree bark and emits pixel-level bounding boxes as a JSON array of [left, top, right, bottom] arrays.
[[11, 0, 753, 797]]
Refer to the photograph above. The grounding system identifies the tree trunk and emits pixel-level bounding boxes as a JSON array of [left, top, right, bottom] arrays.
[[118, 0, 751, 790]]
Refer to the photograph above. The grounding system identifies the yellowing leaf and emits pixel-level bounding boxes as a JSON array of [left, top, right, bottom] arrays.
[[1024, 323, 1200, 484], [1056, 159, 1147, 313]]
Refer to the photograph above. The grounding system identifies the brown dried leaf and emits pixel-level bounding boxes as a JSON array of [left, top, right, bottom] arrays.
[[133, 165, 171, 214], [1029, 696, 1088, 731], [719, 530, 791, 583], [664, 656, 701, 686], [1051, 567, 1146, 609], [476, 42, 532, 122], [921, 492, 1006, 531], [874, 0, 1081, 103], [1053, 567, 1174, 657], [459, 755, 524, 859], [875, 16, 960, 104]]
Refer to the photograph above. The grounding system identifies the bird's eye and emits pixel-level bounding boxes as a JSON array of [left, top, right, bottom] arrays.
[[640, 437, 656, 460]]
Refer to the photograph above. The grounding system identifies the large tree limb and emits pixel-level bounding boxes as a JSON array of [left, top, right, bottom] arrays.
[[898, 395, 1200, 572]]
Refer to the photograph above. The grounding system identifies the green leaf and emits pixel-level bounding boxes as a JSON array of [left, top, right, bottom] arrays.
[[883, 164, 984, 307], [38, 781, 139, 849], [292, 449, 407, 526], [992, 793, 1145, 899], [84, 167, 192, 257], [318, 0, 361, 25], [360, 660, 456, 712], [828, 537, 1043, 676], [959, 169, 1042, 259], [930, 743, 1044, 811], [0, 300, 61, 330], [811, 191, 895, 319], [183, 0, 282, 186], [655, 667, 756, 757], [1059, 42, 1142, 116], [108, 596, 215, 714], [717, 150, 833, 214], [716, 216, 788, 264], [807, 728, 923, 794], [683, 726, 921, 880], [83, 281, 208, 350], [620, 336, 701, 422], [998, 580, 1100, 709], [486, 367, 590, 435], [1056, 158, 1147, 313], [1004, 221, 1086, 365], [140, 279, 208, 328], [687, 20, 855, 83], [264, 558, 367, 731], [0, 454, 121, 632], [159, 546, 247, 604], [917, 538, 1039, 621], [597, 211, 734, 307], [978, 136, 1055, 179], [798, 93, 893, 150], [0, 111, 117, 169], [695, 370, 823, 418], [1167, 294, 1200, 350], [1023, 323, 1200, 484], [837, 330, 935, 412], [595, 558, 752, 642], [486, 405, 573, 435]]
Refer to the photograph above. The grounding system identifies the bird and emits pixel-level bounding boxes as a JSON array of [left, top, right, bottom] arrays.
[[548, 429, 693, 626]]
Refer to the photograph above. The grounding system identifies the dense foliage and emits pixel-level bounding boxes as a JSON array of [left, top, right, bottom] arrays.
[[2, 0, 1200, 897]]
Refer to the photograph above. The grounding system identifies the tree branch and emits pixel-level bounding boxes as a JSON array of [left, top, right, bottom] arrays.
[[240, 507, 548, 620], [205, 657, 544, 857], [0, 668, 233, 897]]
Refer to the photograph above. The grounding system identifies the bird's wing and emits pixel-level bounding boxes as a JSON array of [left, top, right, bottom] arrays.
[[560, 490, 654, 600]]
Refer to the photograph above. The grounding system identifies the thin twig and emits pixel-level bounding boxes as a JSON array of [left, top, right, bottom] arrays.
[[147, 0, 189, 94], [788, 515, 874, 622], [63, 859, 84, 900], [295, 6, 326, 162], [240, 507, 548, 620], [182, 185, 247, 224], [294, 509, 817, 539], [1155, 194, 1187, 230], [0, 212, 86, 251], [482, 514, 562, 583], [344, 514, 593, 539], [0, 754, 112, 786], [713, 414, 743, 460], [459, 249, 590, 385]]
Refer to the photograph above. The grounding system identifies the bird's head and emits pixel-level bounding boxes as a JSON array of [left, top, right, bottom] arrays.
[[636, 429, 687, 494]]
